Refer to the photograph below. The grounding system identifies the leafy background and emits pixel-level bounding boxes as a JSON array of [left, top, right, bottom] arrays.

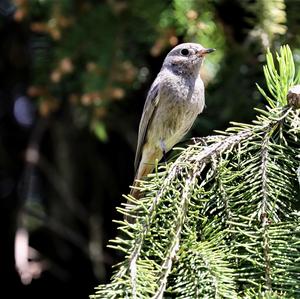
[[0, 0, 299, 298]]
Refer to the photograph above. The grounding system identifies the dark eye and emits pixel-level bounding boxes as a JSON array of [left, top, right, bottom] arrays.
[[180, 48, 190, 56]]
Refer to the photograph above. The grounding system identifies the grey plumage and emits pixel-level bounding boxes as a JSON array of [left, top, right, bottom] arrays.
[[132, 43, 215, 198]]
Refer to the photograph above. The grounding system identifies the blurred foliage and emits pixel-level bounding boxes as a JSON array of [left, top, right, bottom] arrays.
[[11, 0, 300, 139], [9, 1, 238, 137], [1, 0, 300, 297], [247, 0, 287, 48]]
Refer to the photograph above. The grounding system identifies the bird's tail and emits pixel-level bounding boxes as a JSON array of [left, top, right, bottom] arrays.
[[125, 163, 155, 223], [129, 162, 155, 200], [125, 148, 162, 222]]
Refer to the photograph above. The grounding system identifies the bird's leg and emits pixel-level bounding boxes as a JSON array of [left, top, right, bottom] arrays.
[[160, 139, 167, 163]]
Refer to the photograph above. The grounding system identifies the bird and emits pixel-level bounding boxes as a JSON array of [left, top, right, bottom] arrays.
[[131, 42, 215, 199]]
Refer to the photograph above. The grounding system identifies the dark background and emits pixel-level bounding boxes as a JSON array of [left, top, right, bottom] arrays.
[[0, 0, 299, 298]]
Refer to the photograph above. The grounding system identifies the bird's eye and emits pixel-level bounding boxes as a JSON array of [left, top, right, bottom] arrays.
[[180, 48, 190, 56]]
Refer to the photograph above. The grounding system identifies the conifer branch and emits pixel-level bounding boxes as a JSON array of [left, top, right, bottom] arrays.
[[92, 45, 300, 299], [260, 131, 272, 290], [153, 162, 202, 299]]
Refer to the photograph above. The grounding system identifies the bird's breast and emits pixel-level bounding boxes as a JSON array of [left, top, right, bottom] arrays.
[[160, 74, 205, 109], [146, 74, 205, 150]]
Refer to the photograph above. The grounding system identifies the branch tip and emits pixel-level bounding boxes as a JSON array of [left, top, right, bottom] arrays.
[[287, 85, 300, 109]]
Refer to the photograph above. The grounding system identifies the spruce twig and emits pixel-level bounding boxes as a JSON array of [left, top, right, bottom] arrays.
[[92, 45, 300, 299]]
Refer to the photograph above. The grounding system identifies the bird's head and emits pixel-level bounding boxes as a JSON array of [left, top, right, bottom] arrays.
[[163, 43, 215, 76]]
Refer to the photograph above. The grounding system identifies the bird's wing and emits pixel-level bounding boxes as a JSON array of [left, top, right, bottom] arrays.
[[134, 78, 160, 173]]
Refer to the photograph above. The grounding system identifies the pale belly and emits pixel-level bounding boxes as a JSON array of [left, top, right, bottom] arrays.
[[147, 86, 204, 151]]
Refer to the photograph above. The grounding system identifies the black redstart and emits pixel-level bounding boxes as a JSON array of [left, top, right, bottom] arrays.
[[131, 43, 215, 198]]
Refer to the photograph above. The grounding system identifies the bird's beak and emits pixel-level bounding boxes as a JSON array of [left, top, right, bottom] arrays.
[[197, 48, 216, 57]]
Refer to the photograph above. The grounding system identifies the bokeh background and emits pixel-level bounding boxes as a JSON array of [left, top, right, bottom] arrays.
[[1, 0, 300, 298]]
